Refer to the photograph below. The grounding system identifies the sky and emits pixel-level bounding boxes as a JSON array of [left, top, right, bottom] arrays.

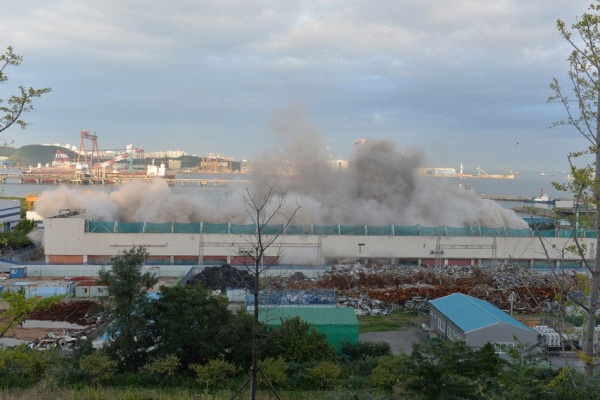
[[0, 1, 593, 173]]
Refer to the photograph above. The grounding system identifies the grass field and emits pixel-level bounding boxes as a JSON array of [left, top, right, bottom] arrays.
[[357, 310, 419, 333]]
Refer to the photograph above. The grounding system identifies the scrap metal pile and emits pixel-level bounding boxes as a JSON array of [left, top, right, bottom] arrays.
[[288, 263, 581, 314], [25, 300, 104, 350], [189, 264, 254, 291]]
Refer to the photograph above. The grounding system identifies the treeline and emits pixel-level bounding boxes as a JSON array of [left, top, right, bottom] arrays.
[[1, 247, 600, 399], [1, 313, 599, 399]]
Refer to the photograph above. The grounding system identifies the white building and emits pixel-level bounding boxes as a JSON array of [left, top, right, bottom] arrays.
[[0, 200, 22, 231], [42, 216, 592, 268]]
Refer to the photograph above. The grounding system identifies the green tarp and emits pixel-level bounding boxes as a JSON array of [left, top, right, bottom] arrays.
[[87, 221, 116, 233], [259, 307, 358, 351], [84, 220, 581, 239]]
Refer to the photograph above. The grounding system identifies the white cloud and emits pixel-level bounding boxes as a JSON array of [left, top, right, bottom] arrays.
[[0, 1, 590, 170]]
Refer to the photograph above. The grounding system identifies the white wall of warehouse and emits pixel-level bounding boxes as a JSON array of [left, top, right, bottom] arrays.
[[43, 217, 592, 266]]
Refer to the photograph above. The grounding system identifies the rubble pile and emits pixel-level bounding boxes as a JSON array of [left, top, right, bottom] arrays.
[[28, 331, 83, 351], [189, 264, 254, 291], [25, 300, 104, 350], [289, 263, 581, 314], [27, 300, 100, 325]]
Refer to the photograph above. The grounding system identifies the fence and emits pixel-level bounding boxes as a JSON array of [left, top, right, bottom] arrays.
[[86, 220, 596, 238]]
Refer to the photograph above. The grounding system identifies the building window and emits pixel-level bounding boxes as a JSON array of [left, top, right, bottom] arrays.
[[98, 287, 104, 293], [447, 326, 461, 341], [438, 318, 446, 332], [494, 342, 515, 354]]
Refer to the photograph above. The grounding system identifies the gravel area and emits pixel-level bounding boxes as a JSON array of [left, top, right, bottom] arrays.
[[360, 323, 429, 355]]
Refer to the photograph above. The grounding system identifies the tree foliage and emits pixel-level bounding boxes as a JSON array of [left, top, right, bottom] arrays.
[[142, 284, 248, 369], [400, 341, 502, 399], [0, 290, 62, 338], [263, 316, 335, 363], [0, 345, 58, 387], [340, 340, 392, 361], [549, 3, 600, 380], [0, 46, 52, 135], [258, 357, 288, 387], [191, 358, 240, 389], [79, 352, 118, 386], [308, 360, 341, 390], [142, 354, 180, 382], [0, 218, 36, 249], [98, 246, 158, 372]]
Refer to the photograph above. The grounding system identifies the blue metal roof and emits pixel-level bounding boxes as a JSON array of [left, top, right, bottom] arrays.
[[429, 293, 533, 333]]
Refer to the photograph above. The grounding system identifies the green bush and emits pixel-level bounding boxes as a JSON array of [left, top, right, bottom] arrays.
[[340, 341, 391, 361], [258, 357, 288, 387], [191, 359, 240, 389], [0, 345, 57, 387], [142, 354, 181, 381], [370, 355, 408, 389], [339, 356, 380, 390], [41, 361, 88, 388], [79, 352, 118, 385], [308, 360, 342, 390]]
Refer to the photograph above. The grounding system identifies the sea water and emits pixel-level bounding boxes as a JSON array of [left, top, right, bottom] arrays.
[[0, 168, 572, 211]]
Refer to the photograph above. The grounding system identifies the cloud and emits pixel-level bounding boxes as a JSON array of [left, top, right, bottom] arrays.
[[0, 1, 590, 170]]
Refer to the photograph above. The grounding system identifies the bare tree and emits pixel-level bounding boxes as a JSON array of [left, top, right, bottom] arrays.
[[549, 3, 600, 380], [0, 46, 52, 134], [231, 179, 303, 400]]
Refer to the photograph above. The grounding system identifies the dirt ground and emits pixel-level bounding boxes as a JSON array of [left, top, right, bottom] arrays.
[[0, 299, 100, 346]]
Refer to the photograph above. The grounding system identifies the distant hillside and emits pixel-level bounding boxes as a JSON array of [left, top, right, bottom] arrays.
[[0, 146, 17, 158], [8, 145, 78, 168]]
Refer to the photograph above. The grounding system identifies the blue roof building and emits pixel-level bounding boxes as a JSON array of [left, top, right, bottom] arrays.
[[428, 293, 538, 354]]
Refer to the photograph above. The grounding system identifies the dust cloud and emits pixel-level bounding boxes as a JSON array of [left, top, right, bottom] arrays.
[[34, 109, 527, 229]]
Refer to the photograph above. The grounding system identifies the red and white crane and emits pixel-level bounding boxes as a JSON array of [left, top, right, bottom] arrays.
[[95, 148, 144, 170], [51, 149, 75, 168]]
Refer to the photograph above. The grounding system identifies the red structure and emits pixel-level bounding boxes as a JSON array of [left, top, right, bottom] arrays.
[[76, 130, 101, 167]]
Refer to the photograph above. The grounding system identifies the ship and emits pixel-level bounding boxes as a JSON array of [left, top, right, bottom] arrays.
[[415, 164, 515, 179], [100, 161, 175, 184], [525, 189, 555, 205]]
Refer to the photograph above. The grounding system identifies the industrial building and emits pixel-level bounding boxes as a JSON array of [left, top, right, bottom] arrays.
[[428, 293, 538, 353], [8, 280, 76, 299], [74, 279, 108, 298], [43, 216, 593, 268], [0, 199, 22, 231]]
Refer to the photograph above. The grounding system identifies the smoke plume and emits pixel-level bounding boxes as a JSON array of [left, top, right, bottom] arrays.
[[34, 109, 527, 229]]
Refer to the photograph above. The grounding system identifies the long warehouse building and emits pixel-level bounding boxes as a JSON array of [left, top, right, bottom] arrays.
[[43, 216, 592, 268]]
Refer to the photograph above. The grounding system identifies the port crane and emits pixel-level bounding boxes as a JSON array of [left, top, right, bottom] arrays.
[[77, 130, 101, 167], [51, 150, 75, 168], [96, 148, 144, 171]]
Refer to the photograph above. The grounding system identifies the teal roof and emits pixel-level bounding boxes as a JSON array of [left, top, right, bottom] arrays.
[[258, 307, 358, 326], [429, 293, 533, 333]]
